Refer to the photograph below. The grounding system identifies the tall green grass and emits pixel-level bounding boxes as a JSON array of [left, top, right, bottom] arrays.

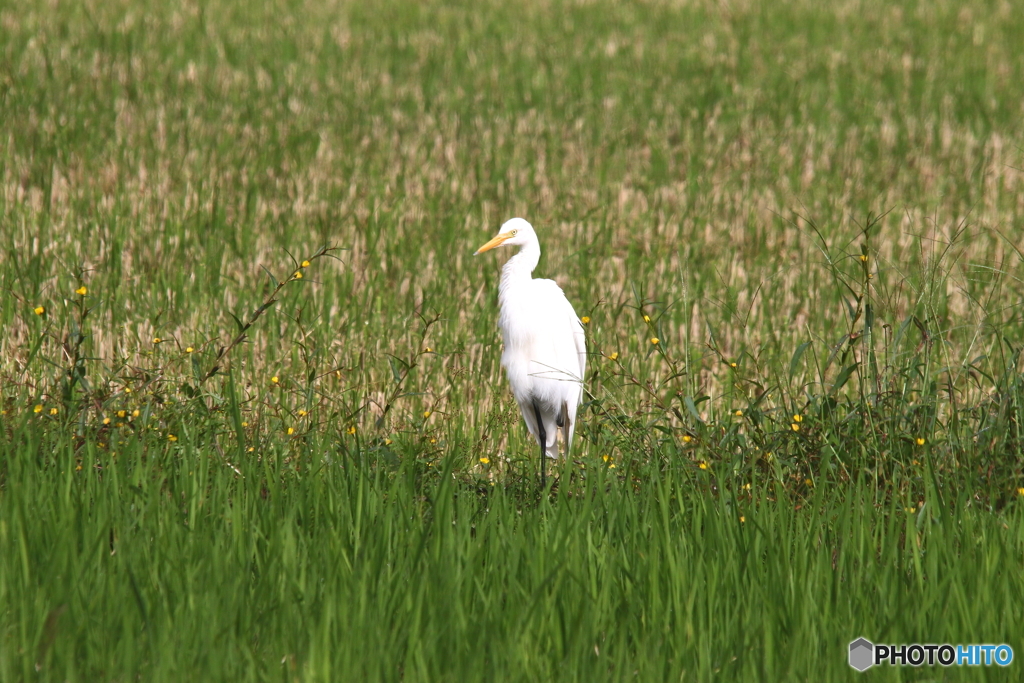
[[2, 0, 1024, 679], [3, 417, 1023, 681]]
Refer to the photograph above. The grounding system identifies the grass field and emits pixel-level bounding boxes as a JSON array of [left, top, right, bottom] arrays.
[[3, 0, 1024, 680]]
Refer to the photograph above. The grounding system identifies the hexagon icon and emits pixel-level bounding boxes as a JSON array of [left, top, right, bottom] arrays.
[[849, 638, 874, 671]]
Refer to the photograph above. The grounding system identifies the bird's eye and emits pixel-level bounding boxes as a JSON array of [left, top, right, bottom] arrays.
[[511, 230, 518, 236]]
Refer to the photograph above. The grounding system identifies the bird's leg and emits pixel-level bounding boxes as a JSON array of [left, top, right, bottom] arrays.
[[533, 401, 547, 490], [560, 401, 570, 458]]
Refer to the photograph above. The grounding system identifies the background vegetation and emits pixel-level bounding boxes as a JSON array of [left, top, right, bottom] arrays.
[[2, 0, 1023, 679]]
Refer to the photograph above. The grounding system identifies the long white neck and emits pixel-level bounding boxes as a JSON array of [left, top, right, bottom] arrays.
[[498, 240, 540, 301]]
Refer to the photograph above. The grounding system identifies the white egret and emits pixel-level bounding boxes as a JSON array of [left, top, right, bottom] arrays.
[[474, 217, 586, 487]]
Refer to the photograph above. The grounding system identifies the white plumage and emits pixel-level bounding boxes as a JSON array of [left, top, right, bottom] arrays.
[[475, 218, 586, 482]]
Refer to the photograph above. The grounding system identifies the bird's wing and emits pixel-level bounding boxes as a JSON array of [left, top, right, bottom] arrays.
[[573, 312, 586, 391], [532, 279, 586, 456], [533, 279, 586, 388]]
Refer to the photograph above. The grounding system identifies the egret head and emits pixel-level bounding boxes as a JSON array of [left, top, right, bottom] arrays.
[[474, 217, 536, 255]]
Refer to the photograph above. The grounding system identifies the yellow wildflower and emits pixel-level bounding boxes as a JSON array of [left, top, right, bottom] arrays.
[[581, 316, 590, 324], [479, 457, 490, 464], [650, 337, 660, 345], [301, 260, 311, 268], [168, 434, 178, 442], [293, 271, 303, 280], [734, 410, 743, 417], [699, 461, 708, 470], [153, 337, 162, 344], [423, 410, 432, 419], [915, 437, 925, 446], [287, 427, 294, 435], [33, 306, 45, 315], [643, 314, 650, 323], [34, 404, 43, 414], [347, 425, 356, 435], [75, 286, 87, 296], [49, 407, 58, 415], [271, 376, 279, 384], [185, 346, 194, 353], [608, 352, 619, 360]]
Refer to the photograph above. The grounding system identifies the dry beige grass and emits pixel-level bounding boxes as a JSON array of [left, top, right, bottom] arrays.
[[3, 0, 1023, 445]]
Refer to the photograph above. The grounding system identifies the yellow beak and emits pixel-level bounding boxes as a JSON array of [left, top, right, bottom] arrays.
[[473, 231, 513, 255]]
